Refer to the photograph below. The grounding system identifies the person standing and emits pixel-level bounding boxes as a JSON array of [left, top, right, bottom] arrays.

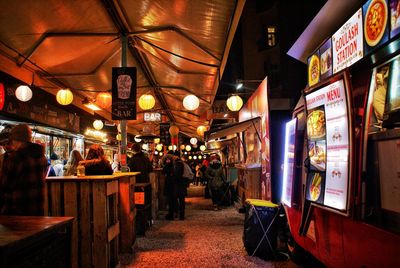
[[0, 124, 48, 215], [111, 153, 121, 173], [63, 149, 84, 176], [172, 151, 185, 220], [205, 155, 226, 211], [81, 144, 113, 175], [128, 143, 153, 183], [163, 152, 176, 220]]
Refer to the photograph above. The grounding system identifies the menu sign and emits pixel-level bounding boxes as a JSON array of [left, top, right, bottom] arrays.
[[282, 118, 297, 207], [305, 79, 350, 210], [363, 0, 389, 54], [332, 9, 364, 74], [308, 52, 320, 87], [320, 39, 333, 80]]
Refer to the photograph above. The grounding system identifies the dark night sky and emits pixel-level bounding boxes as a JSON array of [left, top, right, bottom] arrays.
[[216, 0, 327, 103]]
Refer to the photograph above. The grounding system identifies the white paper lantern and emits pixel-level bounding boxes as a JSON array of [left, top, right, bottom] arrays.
[[15, 85, 32, 102], [188, 156, 192, 159], [156, 144, 163, 151], [198, 155, 202, 159], [142, 144, 149, 150], [134, 136, 142, 142], [200, 145, 206, 151], [190, 137, 198, 145], [183, 94, 199, 110], [193, 155, 197, 160], [226, 95, 243, 111], [154, 138, 160, 144], [185, 145, 191, 151], [93, 120, 104, 130]]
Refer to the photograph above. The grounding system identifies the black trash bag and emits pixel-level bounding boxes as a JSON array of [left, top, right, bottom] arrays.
[[243, 203, 278, 260]]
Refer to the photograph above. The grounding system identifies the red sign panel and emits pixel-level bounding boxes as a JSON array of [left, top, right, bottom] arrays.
[[0, 83, 4, 111]]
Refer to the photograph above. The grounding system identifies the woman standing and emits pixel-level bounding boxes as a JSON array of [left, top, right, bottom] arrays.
[[63, 150, 84, 176], [81, 144, 113, 175], [205, 155, 226, 211]]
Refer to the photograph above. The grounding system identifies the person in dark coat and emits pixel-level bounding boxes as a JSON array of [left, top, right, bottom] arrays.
[[171, 150, 185, 220], [128, 143, 153, 183], [163, 152, 176, 220], [0, 124, 48, 215], [81, 144, 113, 175]]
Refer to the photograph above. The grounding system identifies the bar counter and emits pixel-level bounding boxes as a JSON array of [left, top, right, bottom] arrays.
[[45, 172, 139, 268]]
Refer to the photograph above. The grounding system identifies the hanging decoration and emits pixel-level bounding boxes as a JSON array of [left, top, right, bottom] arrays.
[[185, 145, 191, 151], [180, 144, 185, 150], [169, 125, 179, 136], [190, 137, 198, 145], [116, 134, 122, 141], [154, 138, 160, 144], [193, 156, 197, 160], [200, 145, 206, 151], [134, 135, 142, 142], [138, 94, 155, 110], [156, 144, 163, 151], [183, 94, 200, 110], [96, 92, 112, 109], [226, 95, 243, 111], [93, 120, 104, 130], [197, 125, 207, 137], [15, 85, 33, 102], [55, 89, 73, 105]]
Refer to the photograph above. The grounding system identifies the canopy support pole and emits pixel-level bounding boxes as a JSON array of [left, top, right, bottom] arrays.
[[120, 34, 129, 172]]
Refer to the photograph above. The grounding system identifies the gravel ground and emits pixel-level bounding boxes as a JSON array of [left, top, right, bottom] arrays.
[[121, 185, 300, 268]]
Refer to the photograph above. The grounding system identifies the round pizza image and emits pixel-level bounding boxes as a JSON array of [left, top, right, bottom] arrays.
[[308, 55, 320, 86], [364, 0, 388, 47]]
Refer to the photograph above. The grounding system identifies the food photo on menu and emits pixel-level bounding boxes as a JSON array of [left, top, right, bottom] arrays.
[[308, 140, 326, 171], [307, 106, 326, 140], [306, 172, 326, 204]]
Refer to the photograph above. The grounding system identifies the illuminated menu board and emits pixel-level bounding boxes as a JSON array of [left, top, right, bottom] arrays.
[[281, 118, 297, 207], [305, 79, 350, 211]]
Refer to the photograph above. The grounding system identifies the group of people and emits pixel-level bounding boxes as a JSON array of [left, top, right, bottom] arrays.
[[162, 151, 227, 217], [0, 123, 154, 216]]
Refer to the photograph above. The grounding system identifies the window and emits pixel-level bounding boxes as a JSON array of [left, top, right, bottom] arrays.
[[267, 26, 277, 47]]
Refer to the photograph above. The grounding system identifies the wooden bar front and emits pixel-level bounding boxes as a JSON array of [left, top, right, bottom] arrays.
[[45, 172, 139, 267]]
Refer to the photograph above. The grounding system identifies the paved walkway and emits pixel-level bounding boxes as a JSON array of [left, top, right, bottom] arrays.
[[121, 185, 299, 268]]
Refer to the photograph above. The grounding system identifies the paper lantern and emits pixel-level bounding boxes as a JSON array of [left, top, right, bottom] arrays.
[[154, 151, 159, 155], [134, 136, 142, 142], [197, 125, 207, 137], [185, 145, 191, 151], [159, 152, 163, 156], [142, 144, 149, 150], [116, 134, 122, 141], [190, 137, 198, 145], [168, 145, 173, 150], [93, 120, 104, 130], [193, 156, 197, 160], [154, 138, 160, 144], [138, 94, 155, 110], [183, 94, 199, 110], [226, 95, 243, 111], [180, 144, 185, 150], [198, 155, 202, 159], [56, 89, 73, 105], [169, 125, 179, 136], [200, 145, 206, 151], [156, 144, 163, 151], [15, 85, 32, 102], [96, 92, 112, 109], [188, 156, 192, 159]]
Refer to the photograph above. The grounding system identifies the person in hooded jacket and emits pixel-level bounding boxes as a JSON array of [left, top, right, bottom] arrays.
[[204, 155, 226, 211], [81, 144, 113, 175], [128, 143, 153, 183], [0, 124, 48, 215], [162, 151, 177, 220]]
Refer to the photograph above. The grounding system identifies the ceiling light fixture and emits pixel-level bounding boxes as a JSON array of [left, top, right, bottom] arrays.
[[82, 98, 101, 111]]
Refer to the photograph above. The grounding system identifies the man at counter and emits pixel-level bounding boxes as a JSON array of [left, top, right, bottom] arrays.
[[0, 124, 48, 215], [128, 143, 153, 183]]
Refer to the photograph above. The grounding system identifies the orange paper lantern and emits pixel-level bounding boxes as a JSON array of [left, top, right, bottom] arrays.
[[96, 92, 112, 109]]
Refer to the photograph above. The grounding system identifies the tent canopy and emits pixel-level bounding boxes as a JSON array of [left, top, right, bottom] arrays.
[[0, 0, 245, 138]]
